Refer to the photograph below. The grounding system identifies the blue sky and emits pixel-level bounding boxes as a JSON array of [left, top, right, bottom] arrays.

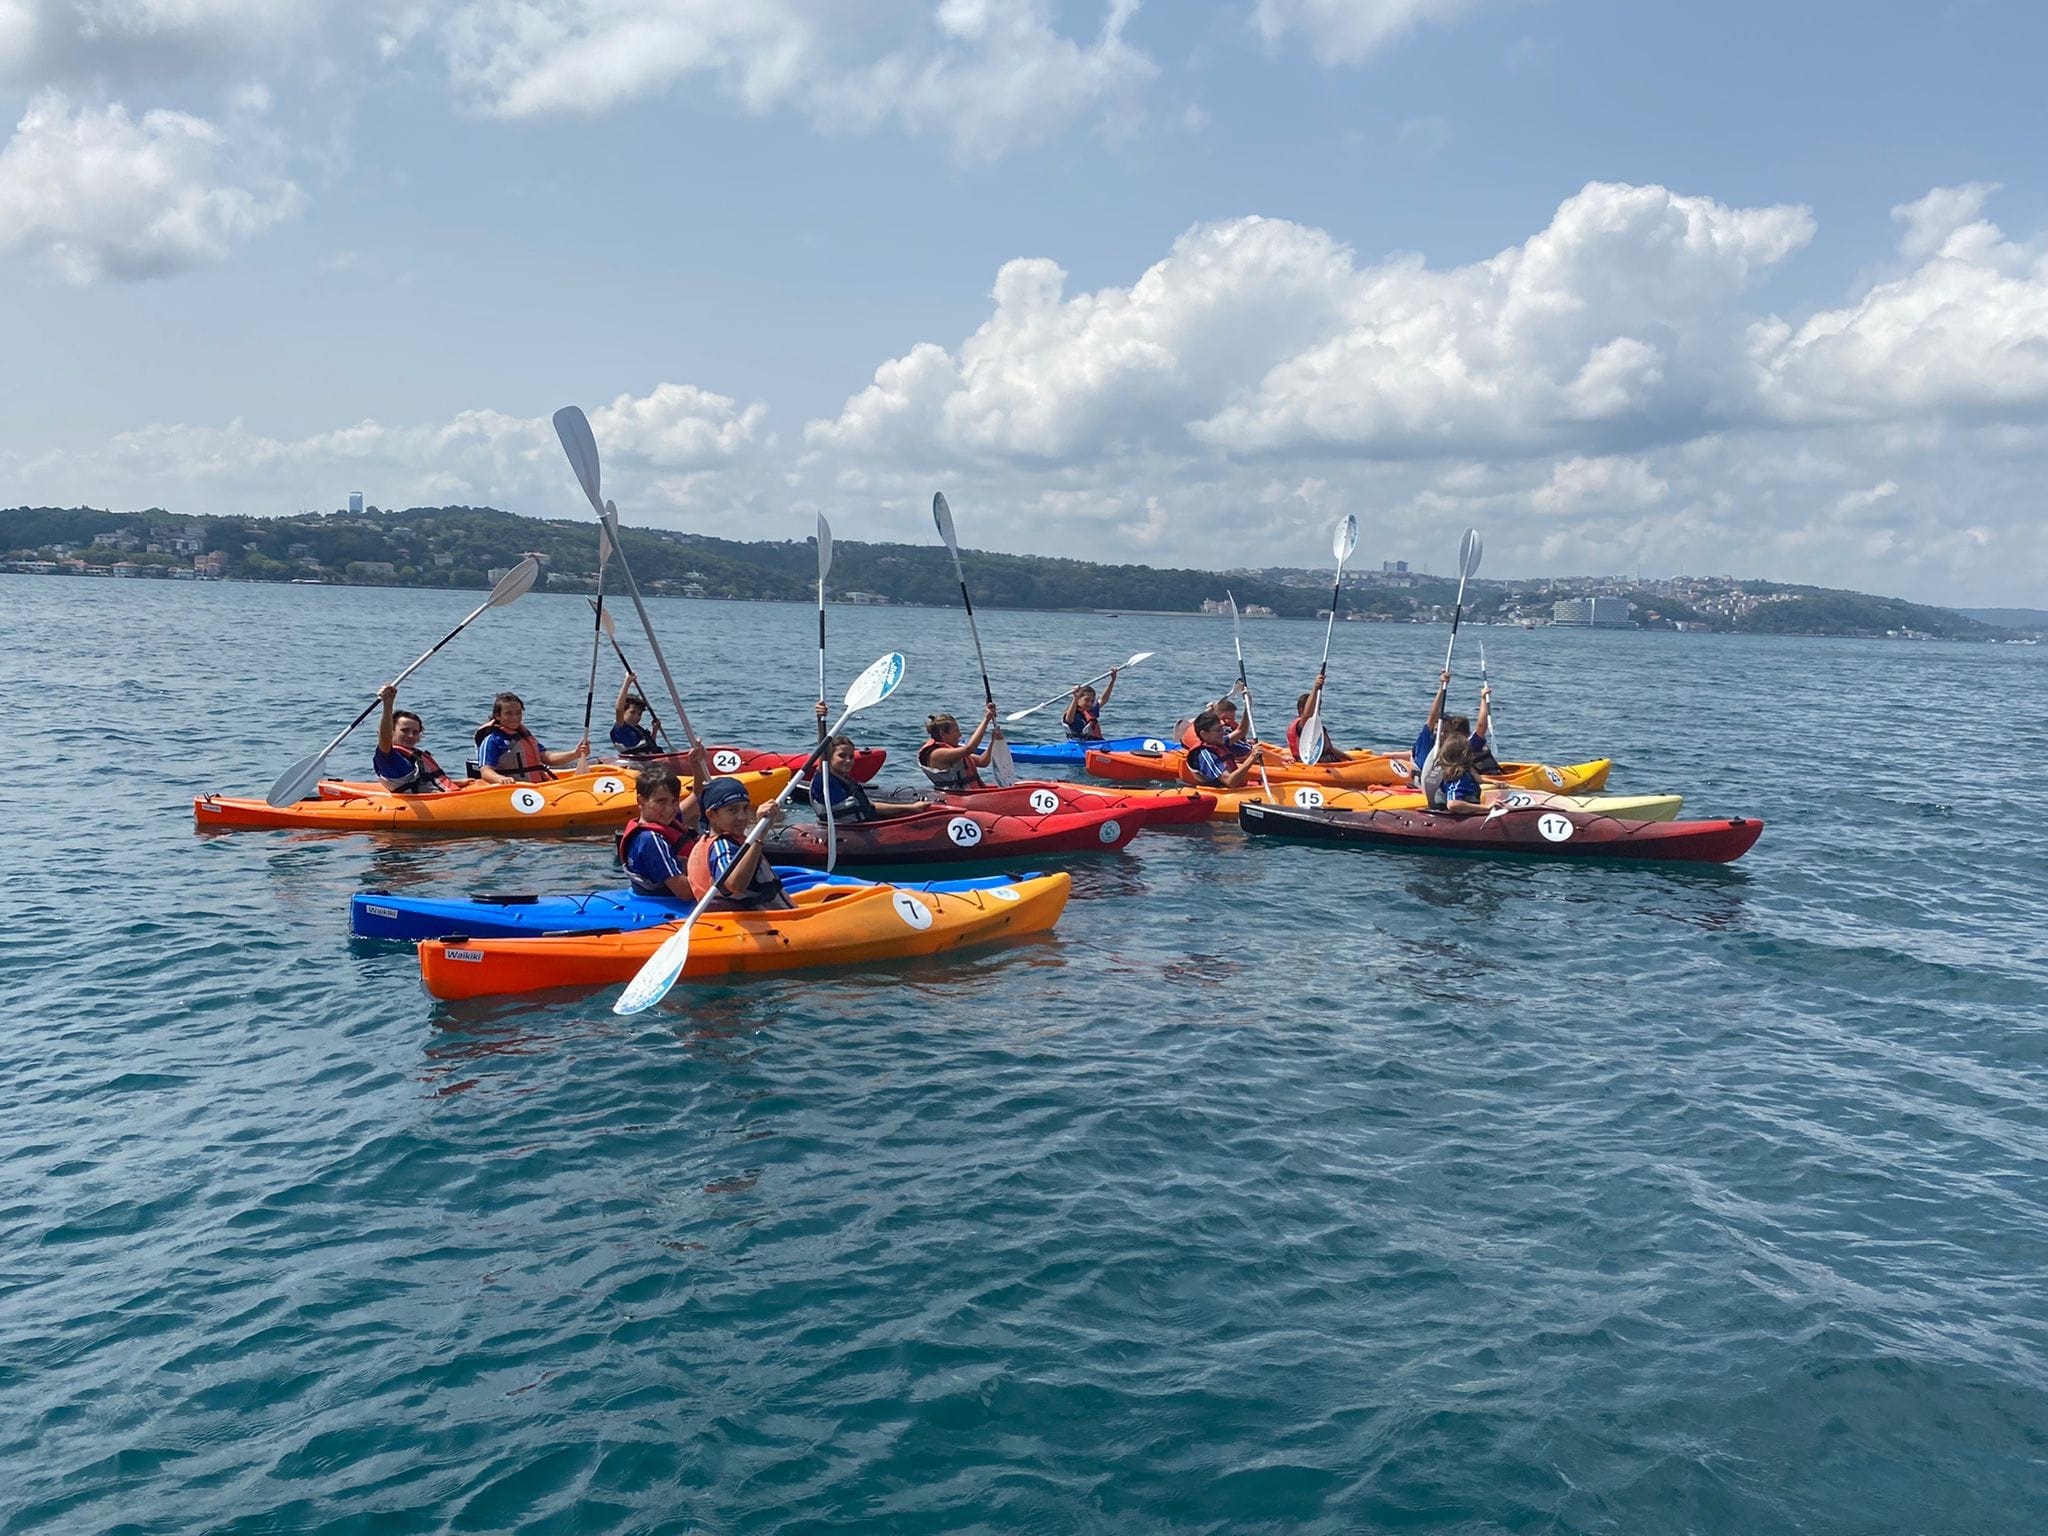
[[1, 0, 2044, 604]]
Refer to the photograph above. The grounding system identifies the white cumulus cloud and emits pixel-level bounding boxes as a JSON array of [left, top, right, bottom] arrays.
[[1252, 0, 1481, 64], [0, 89, 301, 282]]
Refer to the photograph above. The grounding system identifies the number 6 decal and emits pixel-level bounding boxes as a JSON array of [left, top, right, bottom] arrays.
[[510, 787, 546, 815]]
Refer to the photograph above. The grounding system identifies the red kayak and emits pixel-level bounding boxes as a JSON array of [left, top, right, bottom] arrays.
[[766, 802, 1143, 867], [910, 780, 1214, 827], [1237, 801, 1762, 864], [651, 744, 886, 782]]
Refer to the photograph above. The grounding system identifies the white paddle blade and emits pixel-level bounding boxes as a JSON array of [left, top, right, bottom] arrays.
[[1124, 651, 1155, 668], [489, 557, 541, 606], [1003, 705, 1039, 723], [932, 491, 957, 549], [552, 407, 604, 515], [614, 920, 696, 1015], [989, 730, 1018, 788], [1298, 713, 1325, 767], [816, 514, 834, 581], [1333, 514, 1358, 563], [264, 750, 329, 807], [1459, 527, 1483, 579], [844, 652, 906, 712]]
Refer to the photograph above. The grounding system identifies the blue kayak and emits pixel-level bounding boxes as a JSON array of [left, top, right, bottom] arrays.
[[1007, 735, 1171, 765], [349, 868, 1041, 942]]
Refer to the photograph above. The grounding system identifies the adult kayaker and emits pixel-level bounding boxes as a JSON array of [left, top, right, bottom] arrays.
[[1411, 670, 1492, 787], [475, 692, 588, 783], [1062, 669, 1119, 741], [918, 703, 998, 790], [616, 763, 712, 899], [688, 776, 794, 912], [807, 733, 924, 822], [609, 674, 660, 759], [1286, 679, 1346, 765], [372, 683, 452, 793], [1185, 707, 1259, 790]]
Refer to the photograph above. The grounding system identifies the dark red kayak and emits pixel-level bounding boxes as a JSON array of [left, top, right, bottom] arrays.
[[767, 803, 1143, 867], [640, 744, 886, 782], [882, 779, 1214, 827], [1237, 801, 1762, 864]]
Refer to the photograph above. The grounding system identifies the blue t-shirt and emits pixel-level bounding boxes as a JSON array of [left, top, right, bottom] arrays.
[[1438, 770, 1482, 805], [480, 728, 546, 772], [621, 825, 691, 897], [372, 744, 445, 790], [1064, 703, 1102, 740], [1186, 741, 1247, 784], [702, 834, 782, 906], [610, 721, 657, 754], [806, 766, 877, 822], [1413, 726, 1486, 773]]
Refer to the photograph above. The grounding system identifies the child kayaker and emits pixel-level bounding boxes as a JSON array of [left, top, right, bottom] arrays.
[[1412, 671, 1492, 784], [1286, 678, 1346, 765], [917, 702, 998, 790], [372, 683, 452, 793], [1424, 733, 1485, 812], [475, 691, 588, 783], [808, 734, 923, 822], [688, 776, 793, 912], [609, 674, 661, 759], [616, 763, 709, 900], [1062, 669, 1119, 741], [1185, 708, 1258, 790]]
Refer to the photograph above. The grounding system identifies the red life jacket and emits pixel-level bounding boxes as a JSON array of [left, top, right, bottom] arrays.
[[383, 744, 450, 793], [918, 738, 985, 790], [617, 816, 696, 896], [474, 723, 551, 781]]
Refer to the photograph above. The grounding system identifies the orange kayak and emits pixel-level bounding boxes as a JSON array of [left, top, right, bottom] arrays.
[[195, 767, 789, 834], [418, 872, 1072, 1000], [1084, 746, 1612, 794]]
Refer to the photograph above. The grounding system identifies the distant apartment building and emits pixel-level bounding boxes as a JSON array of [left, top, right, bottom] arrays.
[[1553, 596, 1635, 628], [348, 491, 365, 515], [1382, 559, 1408, 573]]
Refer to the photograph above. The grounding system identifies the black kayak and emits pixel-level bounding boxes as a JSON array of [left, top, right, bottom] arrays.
[[1237, 801, 1762, 864]]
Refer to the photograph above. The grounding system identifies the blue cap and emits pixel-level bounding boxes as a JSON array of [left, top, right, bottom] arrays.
[[700, 776, 750, 811]]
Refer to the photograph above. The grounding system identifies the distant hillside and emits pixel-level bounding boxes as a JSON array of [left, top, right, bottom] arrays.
[[1954, 607, 2048, 631]]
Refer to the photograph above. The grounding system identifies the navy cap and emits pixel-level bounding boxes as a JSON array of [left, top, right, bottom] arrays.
[[700, 776, 750, 811]]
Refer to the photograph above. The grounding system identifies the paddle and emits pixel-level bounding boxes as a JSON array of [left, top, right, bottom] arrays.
[[816, 514, 836, 872], [576, 522, 612, 771], [587, 599, 673, 752], [264, 558, 539, 805], [1480, 638, 1501, 763], [1298, 513, 1359, 765], [551, 406, 705, 754], [1420, 528, 1483, 788], [1005, 652, 1155, 723], [931, 492, 1017, 786], [613, 652, 908, 1016], [1227, 591, 1275, 801]]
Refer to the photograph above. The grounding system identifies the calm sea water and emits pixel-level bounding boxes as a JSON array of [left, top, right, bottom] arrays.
[[2, 576, 2045, 1535]]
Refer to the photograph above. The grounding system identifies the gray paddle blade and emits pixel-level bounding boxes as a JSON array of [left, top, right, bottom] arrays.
[[488, 557, 541, 606], [989, 730, 1018, 788], [1459, 527, 1484, 578], [552, 406, 604, 515], [264, 750, 328, 808], [1334, 514, 1358, 563], [932, 491, 957, 549], [816, 514, 834, 582]]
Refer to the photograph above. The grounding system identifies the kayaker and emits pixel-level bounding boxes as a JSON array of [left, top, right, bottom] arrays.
[[688, 776, 794, 912], [1179, 688, 1252, 751], [1062, 670, 1118, 741], [1411, 671, 1492, 784], [609, 674, 660, 758], [1286, 679, 1346, 765], [616, 763, 711, 899], [1424, 733, 1485, 813], [807, 734, 922, 822], [372, 683, 452, 793], [1185, 707, 1259, 790], [918, 703, 997, 790], [475, 692, 588, 783]]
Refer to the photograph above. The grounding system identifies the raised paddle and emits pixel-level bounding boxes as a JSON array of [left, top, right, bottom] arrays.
[[613, 651, 908, 1016], [1297, 513, 1359, 765], [1227, 591, 1275, 801], [815, 513, 836, 871], [264, 557, 539, 806], [1441, 527, 1483, 676], [588, 599, 673, 752], [1004, 652, 1155, 723], [551, 406, 705, 755], [1480, 638, 1501, 763], [576, 521, 613, 771], [931, 492, 1017, 786]]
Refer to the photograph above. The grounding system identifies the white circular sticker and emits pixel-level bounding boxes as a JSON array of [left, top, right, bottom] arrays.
[[1544, 766, 1565, 787], [509, 786, 546, 815], [1098, 818, 1123, 843], [711, 750, 742, 773], [1292, 786, 1325, 808], [891, 891, 933, 930], [1142, 738, 1167, 752], [1028, 788, 1060, 814], [594, 775, 625, 796], [990, 886, 1020, 902], [1537, 812, 1575, 842], [946, 816, 983, 847]]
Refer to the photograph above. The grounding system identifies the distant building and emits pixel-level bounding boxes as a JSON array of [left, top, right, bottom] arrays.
[[348, 491, 364, 515], [1554, 597, 1635, 628], [1382, 559, 1408, 574]]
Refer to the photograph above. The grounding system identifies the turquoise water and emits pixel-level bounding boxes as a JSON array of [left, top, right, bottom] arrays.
[[3, 576, 2045, 1534]]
